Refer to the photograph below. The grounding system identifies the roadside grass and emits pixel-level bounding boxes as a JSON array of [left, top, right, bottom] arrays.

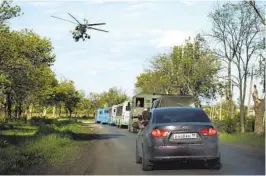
[[77, 118, 95, 124], [0, 118, 95, 174], [219, 132, 265, 148]]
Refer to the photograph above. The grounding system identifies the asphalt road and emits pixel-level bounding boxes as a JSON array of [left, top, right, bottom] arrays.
[[88, 124, 265, 175]]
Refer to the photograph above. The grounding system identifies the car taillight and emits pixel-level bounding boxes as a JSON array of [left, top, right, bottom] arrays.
[[200, 127, 217, 136], [151, 129, 168, 137]]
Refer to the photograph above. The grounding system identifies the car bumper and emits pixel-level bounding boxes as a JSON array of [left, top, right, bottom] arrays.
[[149, 144, 219, 162]]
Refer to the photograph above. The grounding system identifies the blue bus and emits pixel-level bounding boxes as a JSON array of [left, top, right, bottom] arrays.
[[109, 105, 117, 126], [101, 107, 111, 124], [96, 108, 104, 123]]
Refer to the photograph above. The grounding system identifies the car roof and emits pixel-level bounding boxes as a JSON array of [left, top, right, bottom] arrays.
[[152, 107, 202, 112]]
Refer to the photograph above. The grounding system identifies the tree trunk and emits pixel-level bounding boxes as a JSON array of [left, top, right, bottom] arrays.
[[253, 86, 265, 135], [18, 103, 22, 119], [7, 93, 12, 120], [238, 74, 246, 133], [240, 102, 245, 133], [58, 104, 62, 117], [240, 72, 249, 133], [254, 99, 264, 135], [52, 105, 56, 118], [65, 107, 68, 117], [42, 107, 46, 117], [14, 105, 18, 119], [228, 60, 234, 119], [29, 104, 33, 118], [4, 101, 7, 122]]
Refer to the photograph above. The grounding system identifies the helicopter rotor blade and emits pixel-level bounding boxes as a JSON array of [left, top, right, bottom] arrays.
[[87, 23, 106, 26], [87, 26, 109, 32], [51, 16, 78, 24], [68, 13, 82, 25]]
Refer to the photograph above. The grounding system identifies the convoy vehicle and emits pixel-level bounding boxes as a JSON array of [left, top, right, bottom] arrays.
[[128, 93, 162, 133], [115, 101, 131, 128], [109, 105, 117, 126], [95, 108, 103, 123], [135, 107, 221, 171], [101, 107, 111, 124], [151, 94, 195, 109], [128, 93, 196, 133]]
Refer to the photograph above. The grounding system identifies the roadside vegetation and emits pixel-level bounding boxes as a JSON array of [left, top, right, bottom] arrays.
[[0, 117, 96, 174], [0, 0, 265, 174]]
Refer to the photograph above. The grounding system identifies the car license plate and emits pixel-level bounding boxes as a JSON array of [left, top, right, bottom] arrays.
[[173, 133, 197, 139]]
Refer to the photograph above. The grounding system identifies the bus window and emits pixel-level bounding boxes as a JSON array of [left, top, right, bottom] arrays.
[[104, 110, 109, 113], [117, 106, 122, 116], [136, 98, 144, 107], [126, 102, 131, 111]]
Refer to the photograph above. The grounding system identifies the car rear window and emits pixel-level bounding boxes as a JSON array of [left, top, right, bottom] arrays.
[[154, 109, 211, 123]]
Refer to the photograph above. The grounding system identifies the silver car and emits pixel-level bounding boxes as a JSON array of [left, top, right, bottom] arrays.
[[135, 107, 221, 171]]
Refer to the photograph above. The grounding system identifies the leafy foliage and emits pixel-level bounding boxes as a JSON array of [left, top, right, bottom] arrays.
[[136, 35, 221, 105], [0, 0, 22, 24]]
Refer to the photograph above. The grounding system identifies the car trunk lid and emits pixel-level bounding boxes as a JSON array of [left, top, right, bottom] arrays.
[[150, 122, 217, 145]]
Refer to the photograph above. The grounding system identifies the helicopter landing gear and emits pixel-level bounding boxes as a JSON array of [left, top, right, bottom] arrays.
[[84, 33, 90, 39], [74, 37, 79, 42], [73, 34, 80, 42]]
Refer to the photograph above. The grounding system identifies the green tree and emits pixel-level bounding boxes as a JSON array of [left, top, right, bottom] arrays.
[[65, 91, 81, 117], [0, 28, 56, 120], [101, 87, 128, 106], [208, 2, 263, 133], [135, 70, 171, 94], [0, 0, 22, 24], [136, 35, 221, 106]]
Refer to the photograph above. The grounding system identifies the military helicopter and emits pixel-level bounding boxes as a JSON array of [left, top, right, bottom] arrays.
[[51, 13, 108, 42]]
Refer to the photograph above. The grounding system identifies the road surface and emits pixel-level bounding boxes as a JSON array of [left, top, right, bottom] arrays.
[[88, 124, 265, 175]]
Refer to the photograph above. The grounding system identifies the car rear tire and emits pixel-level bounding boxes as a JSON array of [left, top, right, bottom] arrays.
[[135, 146, 142, 164], [207, 158, 222, 170], [141, 148, 154, 171]]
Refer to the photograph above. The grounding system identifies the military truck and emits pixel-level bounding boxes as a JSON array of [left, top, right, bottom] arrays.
[[151, 94, 195, 109], [128, 93, 162, 133], [128, 93, 196, 133]]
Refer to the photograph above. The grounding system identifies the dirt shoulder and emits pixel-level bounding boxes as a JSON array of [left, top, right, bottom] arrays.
[[27, 123, 101, 175]]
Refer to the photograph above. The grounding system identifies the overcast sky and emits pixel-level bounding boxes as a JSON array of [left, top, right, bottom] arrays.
[[10, 0, 263, 105]]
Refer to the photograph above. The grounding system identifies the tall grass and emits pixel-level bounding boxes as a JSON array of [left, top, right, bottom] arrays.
[[219, 132, 265, 148], [0, 118, 93, 174]]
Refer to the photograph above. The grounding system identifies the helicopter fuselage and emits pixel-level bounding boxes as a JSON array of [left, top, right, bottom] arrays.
[[72, 25, 90, 42], [51, 13, 107, 42]]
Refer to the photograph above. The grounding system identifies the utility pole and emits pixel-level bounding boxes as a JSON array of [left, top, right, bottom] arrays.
[[247, 66, 254, 118]]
